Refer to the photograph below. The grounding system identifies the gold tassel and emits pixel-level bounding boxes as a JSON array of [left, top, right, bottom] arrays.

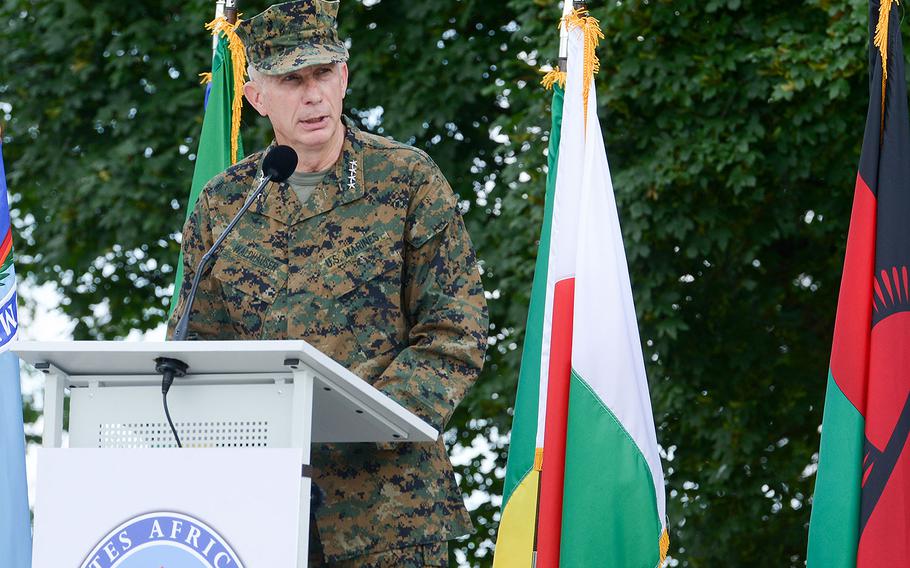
[[564, 8, 605, 121], [658, 527, 670, 567], [198, 72, 213, 85], [874, 0, 899, 139], [541, 67, 567, 90], [540, 67, 566, 91], [533, 448, 544, 471], [205, 16, 248, 165]]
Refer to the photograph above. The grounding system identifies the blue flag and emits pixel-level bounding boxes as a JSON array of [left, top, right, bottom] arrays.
[[0, 136, 31, 567]]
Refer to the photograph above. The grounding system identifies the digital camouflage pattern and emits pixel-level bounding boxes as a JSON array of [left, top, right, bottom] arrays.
[[236, 0, 349, 76], [169, 116, 488, 561], [309, 539, 447, 567]]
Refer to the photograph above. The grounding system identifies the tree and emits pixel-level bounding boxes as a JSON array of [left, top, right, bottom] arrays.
[[0, 0, 885, 565], [1, 0, 213, 338]]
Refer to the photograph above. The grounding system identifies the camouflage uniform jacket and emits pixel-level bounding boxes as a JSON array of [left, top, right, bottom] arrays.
[[169, 117, 487, 561]]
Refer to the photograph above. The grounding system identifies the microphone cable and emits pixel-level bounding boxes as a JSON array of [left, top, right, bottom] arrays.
[[163, 392, 181, 448], [155, 357, 188, 448]]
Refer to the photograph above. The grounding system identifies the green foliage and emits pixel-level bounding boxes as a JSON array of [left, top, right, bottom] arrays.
[[0, 0, 889, 565], [0, 0, 213, 338]]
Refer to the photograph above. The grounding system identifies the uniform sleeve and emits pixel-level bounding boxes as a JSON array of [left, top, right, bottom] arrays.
[[166, 190, 234, 340], [372, 165, 489, 432]]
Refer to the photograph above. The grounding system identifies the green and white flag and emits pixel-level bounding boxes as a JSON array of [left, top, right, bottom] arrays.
[[495, 9, 667, 567]]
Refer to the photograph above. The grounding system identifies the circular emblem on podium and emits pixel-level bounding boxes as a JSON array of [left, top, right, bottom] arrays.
[[81, 511, 244, 568]]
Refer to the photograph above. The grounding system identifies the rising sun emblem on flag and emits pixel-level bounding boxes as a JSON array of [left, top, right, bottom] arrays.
[[807, 1, 910, 565]]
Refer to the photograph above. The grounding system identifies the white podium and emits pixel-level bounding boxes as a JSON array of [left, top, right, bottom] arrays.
[[14, 340, 438, 567]]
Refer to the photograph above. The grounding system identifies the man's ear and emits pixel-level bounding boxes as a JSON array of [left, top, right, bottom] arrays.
[[340, 62, 349, 99], [244, 80, 269, 117]]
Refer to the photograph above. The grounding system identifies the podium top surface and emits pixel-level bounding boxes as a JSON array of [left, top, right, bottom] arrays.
[[13, 340, 439, 443], [14, 340, 336, 377]]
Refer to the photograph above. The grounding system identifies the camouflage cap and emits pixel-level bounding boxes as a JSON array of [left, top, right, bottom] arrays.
[[236, 0, 349, 76]]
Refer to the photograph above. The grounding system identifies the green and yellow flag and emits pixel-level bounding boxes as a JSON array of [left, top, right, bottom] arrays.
[[170, 17, 246, 317]]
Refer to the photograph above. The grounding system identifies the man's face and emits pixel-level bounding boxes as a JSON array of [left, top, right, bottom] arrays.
[[245, 62, 348, 156]]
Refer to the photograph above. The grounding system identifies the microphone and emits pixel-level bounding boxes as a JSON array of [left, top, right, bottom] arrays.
[[171, 144, 297, 342], [160, 145, 297, 447], [262, 145, 298, 183]]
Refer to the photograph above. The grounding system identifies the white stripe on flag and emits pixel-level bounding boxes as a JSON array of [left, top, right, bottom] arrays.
[[570, 46, 667, 527], [535, 23, 588, 448]]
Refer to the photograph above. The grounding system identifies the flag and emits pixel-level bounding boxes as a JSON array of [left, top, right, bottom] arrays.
[[0, 133, 31, 567], [807, 2, 910, 565], [494, 10, 667, 567], [170, 19, 246, 317]]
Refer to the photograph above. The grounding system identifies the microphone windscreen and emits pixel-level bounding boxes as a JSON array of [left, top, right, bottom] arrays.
[[262, 145, 298, 182]]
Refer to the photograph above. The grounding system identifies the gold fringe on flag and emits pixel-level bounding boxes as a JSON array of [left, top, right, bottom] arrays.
[[658, 527, 670, 567], [874, 0, 900, 140], [205, 15, 248, 165], [533, 447, 544, 471], [564, 8, 604, 121], [541, 67, 567, 90], [198, 72, 213, 85]]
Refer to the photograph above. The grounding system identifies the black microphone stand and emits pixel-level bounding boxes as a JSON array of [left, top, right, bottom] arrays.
[[172, 172, 276, 342]]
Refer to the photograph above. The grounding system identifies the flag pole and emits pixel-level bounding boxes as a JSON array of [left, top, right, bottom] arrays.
[[225, 0, 238, 24], [212, 1, 238, 52], [213, 1, 225, 52]]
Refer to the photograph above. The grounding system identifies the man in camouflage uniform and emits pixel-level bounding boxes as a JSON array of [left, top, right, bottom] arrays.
[[168, 0, 487, 566]]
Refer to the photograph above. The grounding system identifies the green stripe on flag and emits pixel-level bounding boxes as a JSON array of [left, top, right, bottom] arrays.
[[560, 370, 662, 568], [501, 84, 564, 505], [807, 371, 864, 568], [169, 35, 244, 318]]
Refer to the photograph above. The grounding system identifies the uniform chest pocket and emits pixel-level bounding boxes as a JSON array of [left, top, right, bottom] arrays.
[[319, 233, 405, 358], [212, 249, 288, 338]]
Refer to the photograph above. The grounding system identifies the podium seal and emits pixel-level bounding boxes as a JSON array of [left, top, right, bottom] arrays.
[[80, 511, 244, 568]]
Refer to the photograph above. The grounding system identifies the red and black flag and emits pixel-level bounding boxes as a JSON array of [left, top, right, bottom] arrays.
[[807, 1, 910, 564]]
